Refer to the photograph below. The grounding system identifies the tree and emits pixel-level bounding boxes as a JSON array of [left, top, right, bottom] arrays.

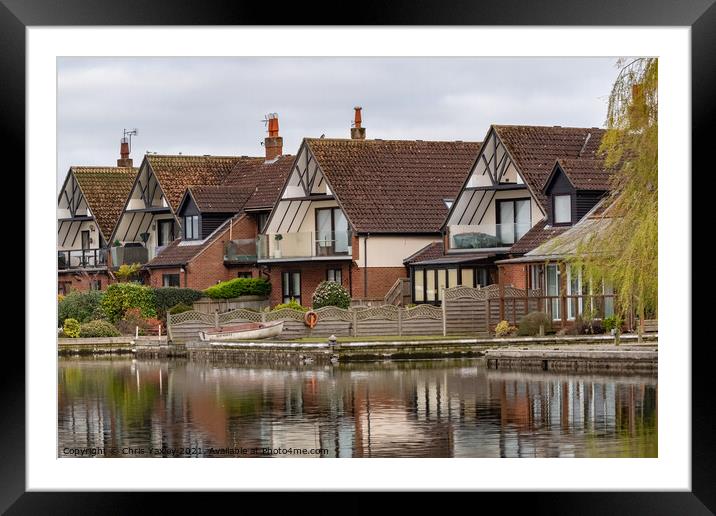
[[115, 262, 142, 282], [574, 58, 658, 336]]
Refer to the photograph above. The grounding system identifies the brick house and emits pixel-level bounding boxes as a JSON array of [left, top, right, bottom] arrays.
[[406, 124, 610, 305], [260, 108, 481, 307], [57, 137, 138, 294]]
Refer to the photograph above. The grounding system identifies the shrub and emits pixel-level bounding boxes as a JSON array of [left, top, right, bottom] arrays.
[[63, 318, 81, 338], [312, 281, 351, 309], [115, 263, 142, 282], [517, 311, 552, 336], [168, 303, 194, 315], [603, 315, 623, 333], [115, 308, 162, 336], [58, 290, 105, 325], [495, 320, 517, 337], [152, 287, 202, 320], [79, 320, 121, 338], [203, 278, 271, 299], [101, 283, 157, 323], [272, 298, 308, 312]]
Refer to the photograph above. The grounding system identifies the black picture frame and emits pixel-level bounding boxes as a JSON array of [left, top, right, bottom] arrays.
[[5, 0, 711, 512]]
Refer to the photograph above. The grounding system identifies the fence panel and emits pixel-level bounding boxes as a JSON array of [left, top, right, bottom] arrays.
[[401, 304, 443, 336], [444, 286, 488, 335]]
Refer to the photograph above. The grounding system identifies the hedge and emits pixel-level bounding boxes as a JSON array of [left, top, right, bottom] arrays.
[[101, 283, 157, 323], [152, 287, 203, 319], [79, 320, 121, 338], [203, 277, 271, 299], [58, 290, 105, 325]]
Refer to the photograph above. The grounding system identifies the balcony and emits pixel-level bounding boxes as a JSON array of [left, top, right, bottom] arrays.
[[224, 238, 258, 264], [257, 231, 352, 261], [448, 223, 531, 250], [58, 248, 108, 270], [110, 245, 149, 266]]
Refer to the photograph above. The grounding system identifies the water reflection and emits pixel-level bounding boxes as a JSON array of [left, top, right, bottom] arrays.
[[58, 358, 657, 458]]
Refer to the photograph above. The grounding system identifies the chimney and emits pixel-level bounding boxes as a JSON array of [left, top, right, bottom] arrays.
[[351, 106, 366, 140], [117, 136, 133, 167], [264, 113, 283, 161]]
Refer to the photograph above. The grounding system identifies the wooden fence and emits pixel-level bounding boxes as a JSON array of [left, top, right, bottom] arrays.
[[168, 284, 618, 342], [191, 296, 269, 314]]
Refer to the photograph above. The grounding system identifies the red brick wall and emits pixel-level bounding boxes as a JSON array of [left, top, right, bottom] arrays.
[[350, 265, 408, 300], [147, 215, 261, 291], [58, 271, 113, 293], [267, 262, 352, 307], [498, 263, 529, 290]]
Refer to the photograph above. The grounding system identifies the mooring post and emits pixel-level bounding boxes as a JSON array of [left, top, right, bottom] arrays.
[[442, 289, 447, 337]]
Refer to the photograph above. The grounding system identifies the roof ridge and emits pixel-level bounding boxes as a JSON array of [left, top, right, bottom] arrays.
[[493, 123, 604, 131], [306, 137, 481, 144]]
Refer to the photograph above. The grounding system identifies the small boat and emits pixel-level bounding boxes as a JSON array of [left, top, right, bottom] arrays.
[[198, 320, 284, 342]]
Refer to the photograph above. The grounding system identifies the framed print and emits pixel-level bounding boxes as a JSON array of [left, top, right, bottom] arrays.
[[4, 0, 713, 511]]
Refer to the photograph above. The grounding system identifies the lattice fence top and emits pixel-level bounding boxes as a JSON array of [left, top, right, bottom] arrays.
[[168, 310, 215, 325], [265, 308, 306, 322], [403, 304, 443, 320], [444, 285, 487, 300], [355, 304, 400, 321], [315, 306, 353, 322], [219, 309, 262, 324]]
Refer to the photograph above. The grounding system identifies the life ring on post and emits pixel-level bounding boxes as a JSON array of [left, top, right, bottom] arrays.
[[304, 310, 318, 328]]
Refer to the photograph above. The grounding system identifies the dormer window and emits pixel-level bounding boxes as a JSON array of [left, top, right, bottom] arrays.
[[184, 215, 199, 240], [553, 194, 572, 225]]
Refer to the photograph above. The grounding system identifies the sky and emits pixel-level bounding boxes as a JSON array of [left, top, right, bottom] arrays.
[[57, 57, 621, 190]]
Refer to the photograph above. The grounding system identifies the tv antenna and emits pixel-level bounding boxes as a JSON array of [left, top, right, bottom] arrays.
[[123, 128, 138, 152]]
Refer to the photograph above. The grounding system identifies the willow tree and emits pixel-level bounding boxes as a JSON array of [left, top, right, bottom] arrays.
[[575, 58, 658, 333]]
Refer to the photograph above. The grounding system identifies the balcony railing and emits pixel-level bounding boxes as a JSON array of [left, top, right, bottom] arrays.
[[258, 231, 352, 260], [448, 223, 531, 250], [58, 248, 108, 270], [110, 245, 149, 266], [224, 238, 258, 263]]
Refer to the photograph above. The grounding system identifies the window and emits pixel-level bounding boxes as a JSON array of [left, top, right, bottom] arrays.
[[546, 264, 561, 320], [553, 195, 572, 224], [257, 212, 269, 233], [81, 230, 90, 250], [89, 280, 101, 291], [437, 270, 447, 301], [448, 269, 458, 288], [529, 264, 544, 290], [158, 219, 175, 246], [460, 268, 473, 287], [282, 271, 301, 304], [425, 270, 436, 302], [327, 268, 342, 284], [497, 199, 531, 244], [414, 271, 424, 302], [237, 272, 252, 279], [315, 208, 349, 255], [183, 216, 199, 240], [567, 265, 583, 320], [163, 273, 180, 287]]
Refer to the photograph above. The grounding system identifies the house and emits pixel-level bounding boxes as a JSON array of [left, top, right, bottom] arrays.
[[259, 108, 482, 306], [57, 138, 138, 293], [141, 115, 294, 289], [406, 124, 608, 304]]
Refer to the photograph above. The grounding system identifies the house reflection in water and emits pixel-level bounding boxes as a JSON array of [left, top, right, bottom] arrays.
[[58, 359, 657, 458]]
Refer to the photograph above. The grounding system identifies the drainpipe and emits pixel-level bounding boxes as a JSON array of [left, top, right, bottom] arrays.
[[363, 234, 369, 299]]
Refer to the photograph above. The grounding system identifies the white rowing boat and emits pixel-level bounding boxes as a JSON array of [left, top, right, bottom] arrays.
[[198, 320, 284, 342]]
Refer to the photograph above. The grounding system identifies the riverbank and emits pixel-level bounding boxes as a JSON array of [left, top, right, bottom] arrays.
[[484, 346, 657, 373], [58, 335, 166, 355]]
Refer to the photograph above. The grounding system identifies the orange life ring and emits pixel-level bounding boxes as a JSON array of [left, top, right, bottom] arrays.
[[304, 310, 318, 328]]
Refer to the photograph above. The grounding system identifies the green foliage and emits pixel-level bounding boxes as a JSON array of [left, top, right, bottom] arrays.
[[58, 290, 105, 325], [272, 298, 308, 312], [152, 287, 202, 320], [63, 318, 81, 338], [115, 263, 142, 282], [312, 281, 351, 309], [573, 58, 658, 323], [168, 303, 194, 315], [517, 311, 552, 336], [603, 315, 623, 333], [101, 283, 157, 323], [494, 320, 517, 337], [79, 320, 121, 338], [203, 277, 271, 299], [113, 239, 121, 247]]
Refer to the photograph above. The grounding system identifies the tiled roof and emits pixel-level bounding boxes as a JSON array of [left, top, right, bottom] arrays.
[[508, 219, 570, 255], [146, 155, 252, 212], [222, 155, 295, 210], [554, 158, 612, 191], [494, 125, 606, 209], [187, 186, 254, 213], [70, 166, 138, 241], [306, 138, 481, 233], [403, 241, 444, 265]]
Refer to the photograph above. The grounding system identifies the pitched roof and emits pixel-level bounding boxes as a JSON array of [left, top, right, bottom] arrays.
[[552, 158, 612, 191], [305, 138, 481, 233], [222, 154, 295, 210], [186, 185, 254, 213], [508, 219, 570, 255], [403, 241, 444, 265], [494, 125, 606, 209], [145, 155, 252, 212], [70, 166, 138, 241]]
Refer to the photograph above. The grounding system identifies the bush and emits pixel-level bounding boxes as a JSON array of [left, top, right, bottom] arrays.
[[101, 283, 157, 323], [272, 298, 308, 312], [115, 308, 162, 336], [152, 287, 202, 320], [517, 311, 552, 336], [312, 281, 351, 309], [63, 318, 81, 338], [603, 315, 623, 333], [495, 320, 517, 337], [79, 320, 121, 338], [58, 290, 105, 325], [203, 278, 271, 299], [168, 303, 194, 315]]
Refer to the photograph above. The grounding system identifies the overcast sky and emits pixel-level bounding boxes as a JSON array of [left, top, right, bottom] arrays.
[[57, 57, 620, 190]]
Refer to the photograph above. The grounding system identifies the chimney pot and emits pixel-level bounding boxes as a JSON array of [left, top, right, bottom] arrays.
[[351, 106, 366, 140], [117, 137, 133, 167], [264, 113, 283, 160]]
